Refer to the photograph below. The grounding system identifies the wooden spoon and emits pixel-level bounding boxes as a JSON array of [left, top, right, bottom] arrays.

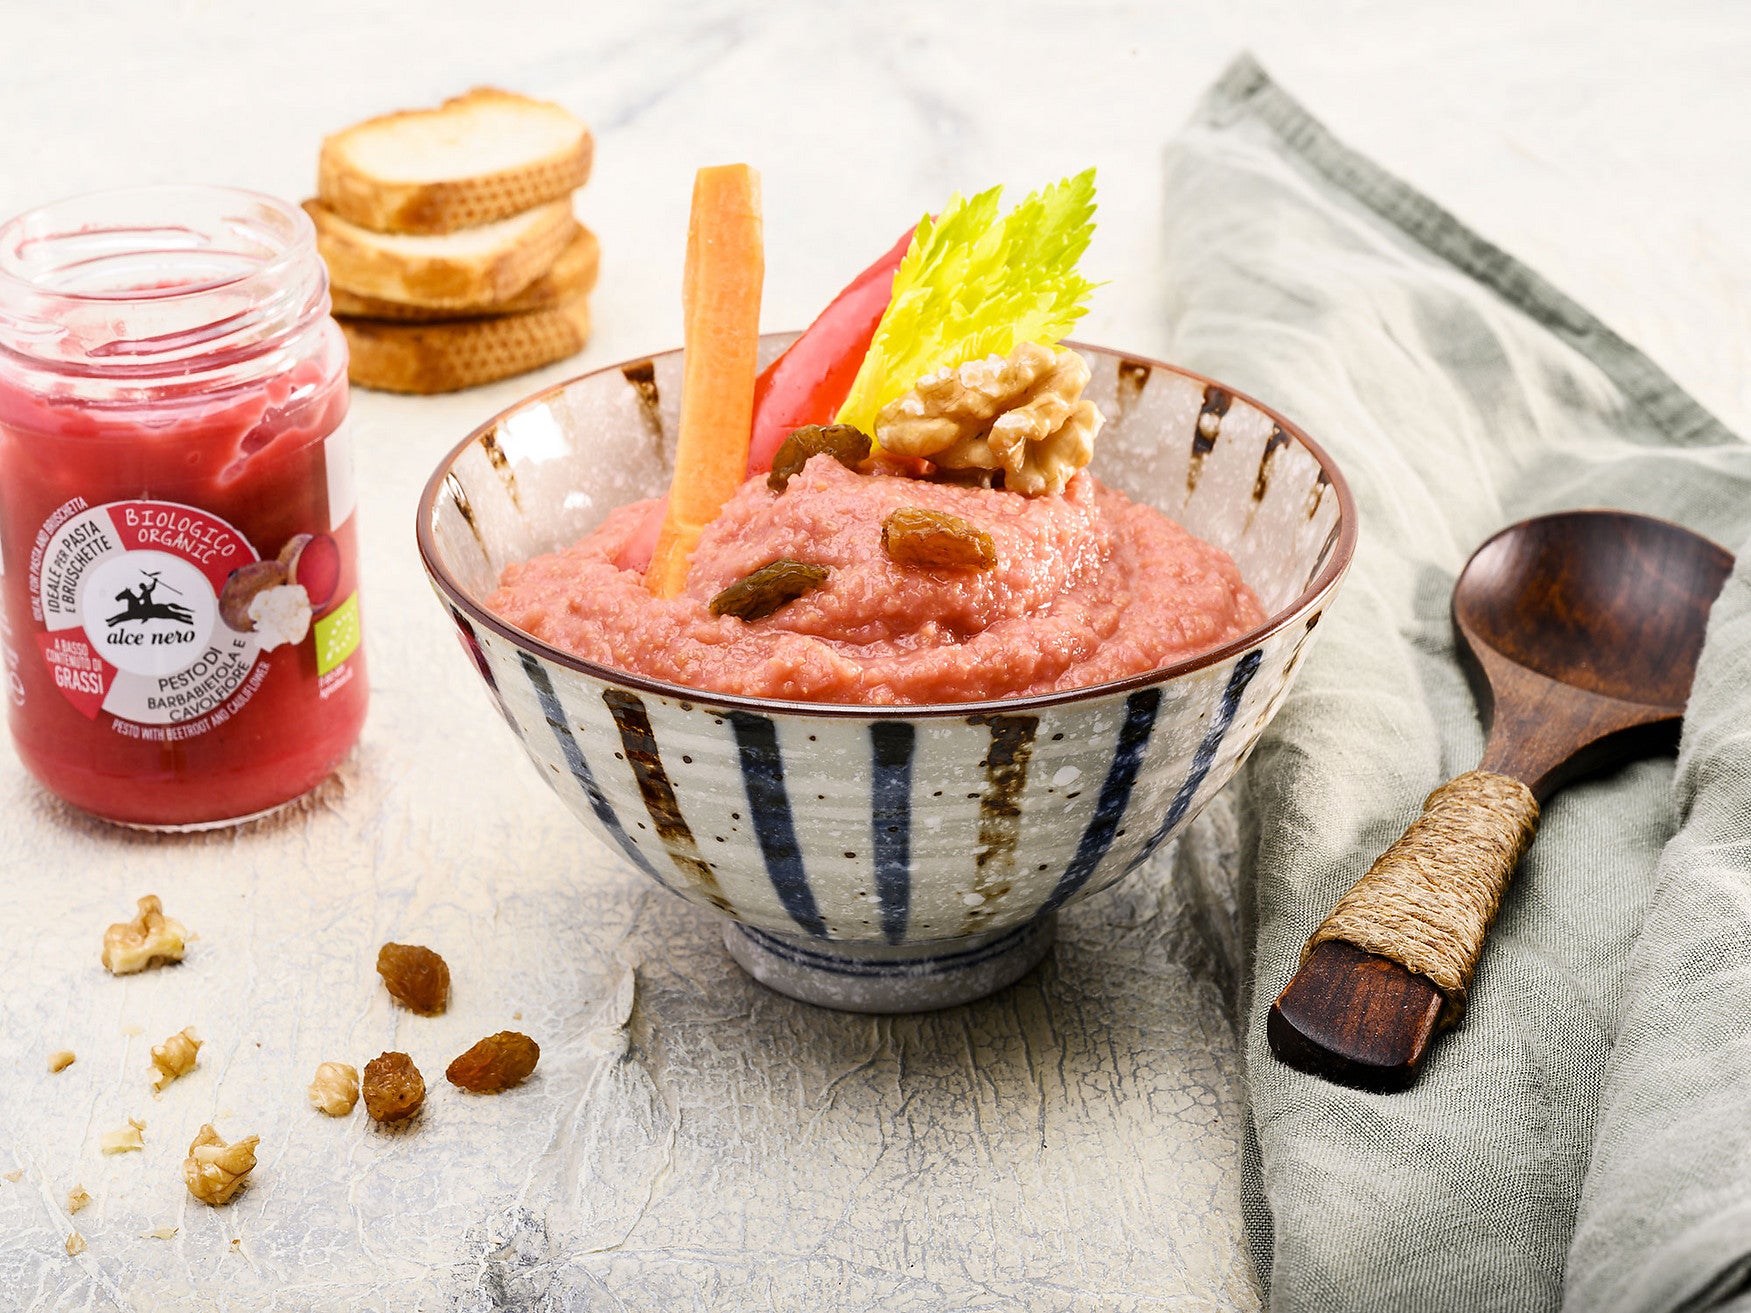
[[1268, 510, 1734, 1091]]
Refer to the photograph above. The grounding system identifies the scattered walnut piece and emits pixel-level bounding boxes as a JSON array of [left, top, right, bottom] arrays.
[[101, 895, 188, 975], [874, 342, 1104, 496], [308, 1062, 360, 1116], [3, 1168, 22, 1183], [65, 1232, 85, 1256], [182, 1125, 258, 1206], [881, 508, 997, 572], [99, 1118, 146, 1154], [66, 1185, 91, 1215], [142, 1226, 179, 1240], [376, 943, 450, 1015], [149, 1027, 202, 1093], [362, 1051, 426, 1124], [447, 1031, 540, 1094], [48, 1050, 76, 1073]]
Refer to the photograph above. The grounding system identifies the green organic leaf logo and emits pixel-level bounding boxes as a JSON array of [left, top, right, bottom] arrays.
[[315, 592, 361, 676]]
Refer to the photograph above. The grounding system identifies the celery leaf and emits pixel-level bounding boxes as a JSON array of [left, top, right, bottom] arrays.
[[836, 169, 1099, 434]]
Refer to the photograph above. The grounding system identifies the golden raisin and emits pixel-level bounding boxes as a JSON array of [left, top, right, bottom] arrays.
[[709, 559, 830, 622], [767, 424, 873, 492], [376, 943, 450, 1015], [446, 1031, 541, 1094], [361, 1052, 425, 1124], [881, 508, 997, 571]]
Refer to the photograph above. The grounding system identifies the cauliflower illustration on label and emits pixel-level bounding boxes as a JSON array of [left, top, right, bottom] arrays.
[[247, 584, 312, 652]]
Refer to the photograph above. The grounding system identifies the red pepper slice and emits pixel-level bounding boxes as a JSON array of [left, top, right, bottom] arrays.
[[745, 222, 916, 475], [614, 223, 916, 574], [611, 492, 669, 574]]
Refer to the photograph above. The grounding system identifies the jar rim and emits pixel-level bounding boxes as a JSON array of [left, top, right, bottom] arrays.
[[0, 184, 328, 379], [0, 184, 315, 302]]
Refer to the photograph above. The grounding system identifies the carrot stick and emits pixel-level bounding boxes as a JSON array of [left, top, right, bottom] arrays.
[[645, 164, 765, 598]]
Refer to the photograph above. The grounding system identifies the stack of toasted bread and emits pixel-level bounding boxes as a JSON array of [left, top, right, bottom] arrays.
[[309, 89, 597, 394]]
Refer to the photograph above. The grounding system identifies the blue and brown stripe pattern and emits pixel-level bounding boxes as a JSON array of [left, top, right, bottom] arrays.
[[603, 689, 731, 913], [1041, 688, 1163, 916], [727, 711, 828, 939], [485, 629, 1277, 948], [869, 722, 916, 944], [517, 651, 675, 896], [963, 715, 1040, 933]]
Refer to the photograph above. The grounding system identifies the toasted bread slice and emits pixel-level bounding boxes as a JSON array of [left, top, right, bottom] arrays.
[[339, 294, 592, 394], [319, 88, 593, 235], [328, 224, 599, 321], [307, 200, 576, 309]]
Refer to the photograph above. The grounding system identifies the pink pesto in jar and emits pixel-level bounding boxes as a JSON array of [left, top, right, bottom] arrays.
[[487, 455, 1264, 705]]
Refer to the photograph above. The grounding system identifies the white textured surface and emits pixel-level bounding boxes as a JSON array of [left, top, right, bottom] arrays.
[[0, 2, 1746, 1308]]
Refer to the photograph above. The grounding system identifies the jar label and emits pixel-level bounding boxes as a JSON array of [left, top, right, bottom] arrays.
[[27, 497, 348, 734]]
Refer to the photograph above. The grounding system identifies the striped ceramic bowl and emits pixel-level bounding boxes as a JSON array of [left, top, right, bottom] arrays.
[[417, 338, 1355, 1011]]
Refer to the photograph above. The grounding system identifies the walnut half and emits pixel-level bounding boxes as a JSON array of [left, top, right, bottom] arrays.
[[101, 896, 187, 975], [874, 342, 1105, 496], [183, 1125, 258, 1206]]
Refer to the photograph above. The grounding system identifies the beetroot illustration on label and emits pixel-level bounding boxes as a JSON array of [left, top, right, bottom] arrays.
[[28, 498, 358, 734]]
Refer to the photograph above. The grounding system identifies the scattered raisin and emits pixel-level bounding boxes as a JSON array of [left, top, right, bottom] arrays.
[[709, 559, 830, 621], [376, 943, 450, 1015], [881, 508, 997, 571], [767, 424, 872, 492], [361, 1051, 425, 1123], [446, 1031, 541, 1094]]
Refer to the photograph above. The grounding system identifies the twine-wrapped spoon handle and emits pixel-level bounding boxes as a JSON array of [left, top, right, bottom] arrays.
[[1304, 771, 1539, 1028], [1268, 772, 1539, 1090]]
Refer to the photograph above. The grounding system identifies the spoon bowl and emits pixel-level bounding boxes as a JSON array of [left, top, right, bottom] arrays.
[[1458, 510, 1735, 799]]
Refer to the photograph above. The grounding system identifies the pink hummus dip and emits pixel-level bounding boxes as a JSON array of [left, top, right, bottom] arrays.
[[489, 456, 1265, 705]]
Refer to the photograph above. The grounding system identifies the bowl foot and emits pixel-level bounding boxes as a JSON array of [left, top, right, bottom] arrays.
[[723, 916, 1056, 1014]]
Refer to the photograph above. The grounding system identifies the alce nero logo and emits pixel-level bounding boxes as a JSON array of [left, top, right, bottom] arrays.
[[105, 569, 198, 635]]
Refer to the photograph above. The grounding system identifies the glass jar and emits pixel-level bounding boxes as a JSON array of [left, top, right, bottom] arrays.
[[0, 186, 368, 828]]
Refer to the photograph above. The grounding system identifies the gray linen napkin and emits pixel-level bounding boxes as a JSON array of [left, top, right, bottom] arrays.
[[1161, 55, 1751, 1312], [1566, 577, 1751, 1313]]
